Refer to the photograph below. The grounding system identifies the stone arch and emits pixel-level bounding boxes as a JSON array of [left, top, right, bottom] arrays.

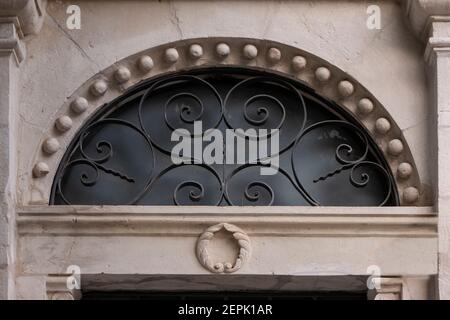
[[29, 37, 421, 205]]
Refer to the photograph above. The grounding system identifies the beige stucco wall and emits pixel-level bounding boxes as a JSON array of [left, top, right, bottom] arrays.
[[1, 0, 443, 300]]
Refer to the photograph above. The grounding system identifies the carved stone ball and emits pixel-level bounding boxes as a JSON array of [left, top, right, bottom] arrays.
[[55, 116, 73, 132], [338, 80, 355, 97], [165, 48, 179, 64], [267, 48, 282, 64], [398, 162, 413, 179], [216, 43, 230, 58], [315, 67, 331, 82], [357, 98, 374, 115], [33, 162, 50, 178], [388, 139, 404, 156], [90, 80, 107, 97], [70, 97, 88, 114], [138, 55, 154, 72], [189, 44, 203, 59], [375, 118, 391, 135], [243, 44, 258, 59], [292, 56, 307, 72], [114, 66, 131, 83], [403, 187, 419, 204], [42, 138, 60, 154]]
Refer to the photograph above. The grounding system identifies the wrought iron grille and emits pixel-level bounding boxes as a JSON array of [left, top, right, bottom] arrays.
[[51, 68, 398, 206]]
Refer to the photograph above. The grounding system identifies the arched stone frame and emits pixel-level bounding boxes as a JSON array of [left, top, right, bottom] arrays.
[[28, 37, 422, 206]]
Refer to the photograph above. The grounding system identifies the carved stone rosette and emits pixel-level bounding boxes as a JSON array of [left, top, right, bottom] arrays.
[[196, 223, 251, 274]]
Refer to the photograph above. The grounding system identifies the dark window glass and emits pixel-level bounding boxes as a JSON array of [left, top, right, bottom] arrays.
[[51, 68, 398, 206]]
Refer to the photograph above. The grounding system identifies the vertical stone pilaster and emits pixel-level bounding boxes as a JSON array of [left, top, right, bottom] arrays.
[[425, 19, 450, 300], [0, 20, 23, 300], [0, 0, 46, 300]]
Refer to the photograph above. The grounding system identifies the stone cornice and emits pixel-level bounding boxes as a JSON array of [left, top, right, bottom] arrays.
[[425, 35, 450, 65], [0, 0, 46, 36], [406, 1, 450, 64], [17, 206, 437, 238], [406, 0, 450, 40], [0, 1, 46, 65], [0, 18, 26, 64]]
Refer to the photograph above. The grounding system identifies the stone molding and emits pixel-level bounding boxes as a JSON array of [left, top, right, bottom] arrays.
[[17, 206, 436, 238], [406, 0, 450, 41], [0, 0, 46, 36], [29, 37, 422, 206], [425, 35, 450, 65], [369, 277, 406, 300], [0, 18, 25, 65], [424, 18, 450, 65], [405, 0, 450, 65], [46, 274, 81, 300], [368, 276, 434, 300], [0, 1, 46, 65]]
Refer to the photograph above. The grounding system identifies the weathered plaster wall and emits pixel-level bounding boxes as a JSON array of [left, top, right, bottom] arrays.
[[17, 0, 431, 205], [10, 0, 440, 300]]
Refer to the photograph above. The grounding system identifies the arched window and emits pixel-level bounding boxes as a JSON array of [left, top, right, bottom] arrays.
[[51, 68, 398, 206]]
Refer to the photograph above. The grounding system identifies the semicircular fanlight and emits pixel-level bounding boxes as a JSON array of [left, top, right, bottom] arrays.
[[51, 68, 398, 206]]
